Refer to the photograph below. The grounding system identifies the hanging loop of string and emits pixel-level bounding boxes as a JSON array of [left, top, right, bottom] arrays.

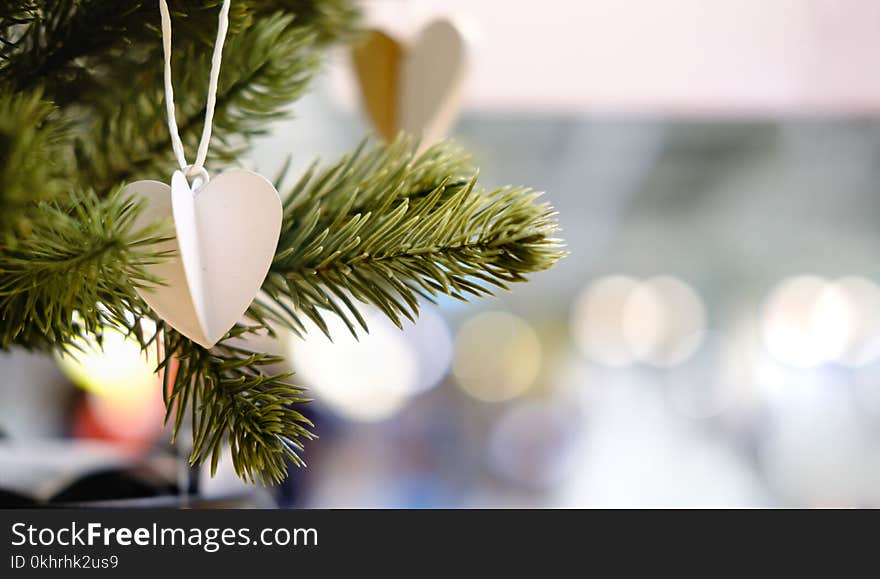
[[158, 0, 231, 179]]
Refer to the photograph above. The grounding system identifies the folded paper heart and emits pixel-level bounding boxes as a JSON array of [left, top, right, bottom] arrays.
[[351, 19, 468, 148], [124, 170, 282, 348]]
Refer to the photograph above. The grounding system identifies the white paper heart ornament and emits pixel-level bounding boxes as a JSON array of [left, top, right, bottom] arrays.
[[351, 19, 469, 148], [125, 170, 282, 348]]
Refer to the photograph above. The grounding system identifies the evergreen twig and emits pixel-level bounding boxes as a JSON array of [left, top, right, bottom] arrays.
[[0, 188, 170, 350], [255, 138, 565, 338], [162, 324, 314, 484], [0, 0, 565, 484]]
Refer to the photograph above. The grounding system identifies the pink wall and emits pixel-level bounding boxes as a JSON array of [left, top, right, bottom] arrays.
[[359, 0, 880, 115]]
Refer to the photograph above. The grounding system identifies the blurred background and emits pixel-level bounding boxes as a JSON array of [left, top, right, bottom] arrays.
[[5, 0, 880, 507]]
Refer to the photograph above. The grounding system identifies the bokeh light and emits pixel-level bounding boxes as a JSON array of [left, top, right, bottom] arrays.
[[453, 311, 542, 402], [571, 275, 705, 367], [288, 308, 419, 421], [831, 276, 880, 367], [57, 324, 164, 447], [761, 276, 853, 368], [404, 307, 454, 394], [57, 324, 158, 401], [72, 391, 165, 449], [623, 276, 706, 367], [570, 276, 639, 366]]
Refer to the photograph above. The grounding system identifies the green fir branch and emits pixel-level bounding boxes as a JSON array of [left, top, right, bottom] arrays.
[[0, 0, 356, 97], [255, 138, 565, 338], [162, 324, 314, 484], [0, 0, 565, 485], [77, 13, 322, 191], [164, 138, 563, 483], [0, 89, 72, 232], [0, 188, 170, 350]]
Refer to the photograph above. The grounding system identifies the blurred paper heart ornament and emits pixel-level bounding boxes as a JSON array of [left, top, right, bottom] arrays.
[[351, 19, 469, 147], [124, 170, 282, 348]]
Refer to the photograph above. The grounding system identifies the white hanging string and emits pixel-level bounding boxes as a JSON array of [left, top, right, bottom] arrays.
[[158, 0, 231, 178]]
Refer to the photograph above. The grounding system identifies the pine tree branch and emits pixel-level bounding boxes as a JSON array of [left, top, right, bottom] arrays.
[[0, 188, 170, 350], [253, 138, 565, 339], [255, 0, 359, 43], [162, 324, 314, 484], [0, 2, 564, 485], [1, 1, 358, 201], [0, 1, 357, 98], [76, 13, 321, 192], [1, 0, 146, 95], [0, 89, 72, 232], [160, 138, 563, 484], [0, 136, 565, 483]]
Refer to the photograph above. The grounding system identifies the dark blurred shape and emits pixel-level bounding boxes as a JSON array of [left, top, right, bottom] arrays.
[[50, 466, 177, 505], [0, 489, 35, 508]]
